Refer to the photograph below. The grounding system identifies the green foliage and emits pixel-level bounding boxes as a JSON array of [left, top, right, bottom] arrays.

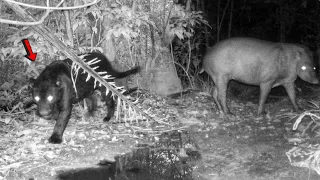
[[168, 6, 208, 87], [0, 72, 31, 112], [103, 4, 153, 39], [1, 28, 63, 63], [168, 6, 208, 40], [1, 0, 206, 61]]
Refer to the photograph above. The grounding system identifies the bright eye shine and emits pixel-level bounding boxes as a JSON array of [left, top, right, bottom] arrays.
[[34, 96, 40, 102], [47, 95, 53, 102], [301, 66, 306, 71]]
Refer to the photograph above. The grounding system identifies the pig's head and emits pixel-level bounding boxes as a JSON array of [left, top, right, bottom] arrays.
[[296, 46, 319, 84]]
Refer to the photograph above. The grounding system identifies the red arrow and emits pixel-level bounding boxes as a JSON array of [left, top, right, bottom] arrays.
[[22, 39, 37, 61]]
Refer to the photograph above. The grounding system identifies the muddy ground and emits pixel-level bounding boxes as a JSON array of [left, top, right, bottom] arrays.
[[1, 83, 320, 180]]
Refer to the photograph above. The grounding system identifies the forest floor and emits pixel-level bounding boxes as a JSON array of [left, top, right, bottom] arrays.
[[1, 82, 320, 180]]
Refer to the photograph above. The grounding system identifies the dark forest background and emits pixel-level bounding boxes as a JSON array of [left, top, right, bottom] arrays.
[[200, 0, 320, 48]]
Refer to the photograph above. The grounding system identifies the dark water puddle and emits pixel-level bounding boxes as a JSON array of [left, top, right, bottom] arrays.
[[57, 130, 202, 180]]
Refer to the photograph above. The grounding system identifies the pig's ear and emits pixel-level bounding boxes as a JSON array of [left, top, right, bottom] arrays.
[[295, 51, 302, 60], [296, 46, 312, 60], [294, 47, 307, 61]]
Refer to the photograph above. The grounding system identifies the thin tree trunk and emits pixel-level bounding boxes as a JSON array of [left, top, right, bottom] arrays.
[[162, 0, 167, 43], [216, 0, 220, 41], [202, 0, 209, 50], [186, 0, 191, 73], [279, 6, 285, 42], [228, 0, 233, 38], [63, 2, 73, 47], [186, 0, 191, 11], [132, 0, 136, 12], [146, 0, 155, 73], [217, 0, 230, 41]]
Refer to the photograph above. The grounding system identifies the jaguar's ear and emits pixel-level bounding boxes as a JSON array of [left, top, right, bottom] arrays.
[[56, 79, 61, 87], [56, 76, 64, 87], [56, 75, 72, 87]]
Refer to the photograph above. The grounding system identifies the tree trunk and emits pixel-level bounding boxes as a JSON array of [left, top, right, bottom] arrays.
[[216, 0, 220, 41], [278, 1, 285, 42], [228, 0, 233, 38], [186, 0, 191, 11], [201, 0, 209, 50], [63, 2, 73, 47], [217, 0, 230, 41], [101, 16, 116, 62], [142, 2, 182, 96], [145, 49, 182, 96]]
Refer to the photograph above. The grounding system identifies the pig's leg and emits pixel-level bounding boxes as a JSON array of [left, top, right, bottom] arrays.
[[283, 82, 299, 111], [258, 83, 273, 115], [212, 86, 222, 111], [216, 76, 230, 114]]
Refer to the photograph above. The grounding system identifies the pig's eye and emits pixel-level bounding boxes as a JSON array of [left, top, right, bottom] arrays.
[[47, 95, 53, 102], [314, 67, 317, 70], [34, 96, 40, 102], [301, 66, 306, 71]]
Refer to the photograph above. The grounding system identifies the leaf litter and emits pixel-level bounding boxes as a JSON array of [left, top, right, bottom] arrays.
[[1, 90, 320, 179]]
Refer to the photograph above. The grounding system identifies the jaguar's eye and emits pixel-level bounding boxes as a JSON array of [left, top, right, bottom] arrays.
[[47, 95, 53, 102]]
